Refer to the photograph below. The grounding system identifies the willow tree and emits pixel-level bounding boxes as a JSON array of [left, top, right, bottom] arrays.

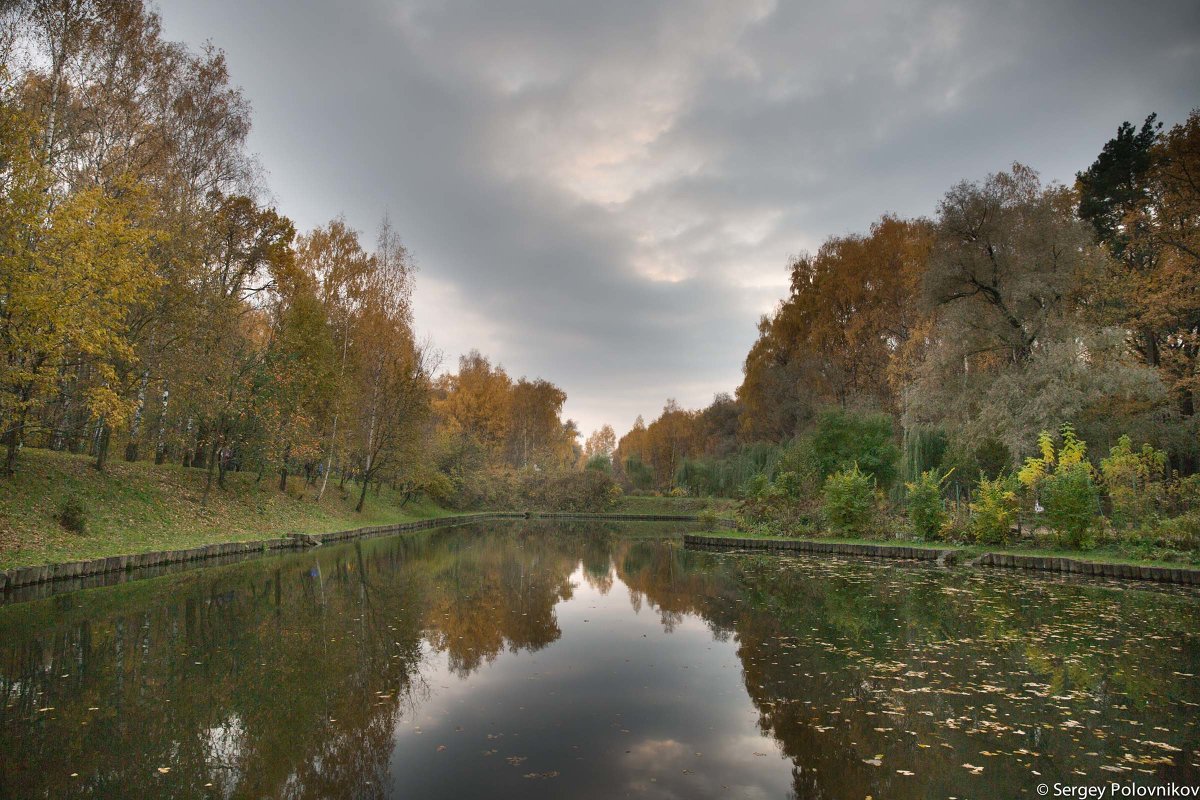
[[907, 164, 1166, 460]]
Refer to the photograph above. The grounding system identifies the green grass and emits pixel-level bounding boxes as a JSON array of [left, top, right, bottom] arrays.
[[611, 495, 735, 515], [0, 448, 455, 569], [686, 527, 1200, 568]]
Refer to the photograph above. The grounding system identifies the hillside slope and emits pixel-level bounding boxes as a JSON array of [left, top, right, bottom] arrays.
[[0, 449, 451, 569]]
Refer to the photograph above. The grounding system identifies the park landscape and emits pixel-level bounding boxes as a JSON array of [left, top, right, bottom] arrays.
[[1, 1, 1199, 798]]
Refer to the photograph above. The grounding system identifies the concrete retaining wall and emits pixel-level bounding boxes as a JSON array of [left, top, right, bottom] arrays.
[[682, 533, 1200, 586], [971, 550, 1200, 585]]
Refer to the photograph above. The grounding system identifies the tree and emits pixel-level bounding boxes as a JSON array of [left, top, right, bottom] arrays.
[[907, 164, 1166, 460], [507, 378, 568, 469], [583, 424, 616, 461], [642, 399, 700, 489], [1077, 114, 1161, 265], [433, 350, 513, 463], [345, 219, 425, 512], [1078, 111, 1200, 432], [0, 86, 158, 473], [737, 216, 932, 440], [298, 218, 372, 502], [188, 195, 295, 498]]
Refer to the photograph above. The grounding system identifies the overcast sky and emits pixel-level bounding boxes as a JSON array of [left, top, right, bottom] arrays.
[[155, 0, 1200, 439]]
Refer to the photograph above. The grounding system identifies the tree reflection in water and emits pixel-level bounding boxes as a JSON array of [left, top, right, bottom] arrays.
[[1, 520, 1197, 798]]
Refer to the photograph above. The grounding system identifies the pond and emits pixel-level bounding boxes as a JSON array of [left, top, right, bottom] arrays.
[[1, 519, 1198, 798]]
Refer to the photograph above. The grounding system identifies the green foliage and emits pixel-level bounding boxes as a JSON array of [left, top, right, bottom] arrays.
[[905, 468, 951, 541], [1076, 114, 1160, 260], [1127, 512, 1200, 554], [57, 496, 88, 535], [417, 469, 456, 506], [584, 453, 612, 473], [822, 464, 877, 536], [447, 466, 621, 513], [808, 410, 900, 489], [696, 508, 720, 531], [901, 426, 948, 485], [622, 456, 655, 491], [736, 470, 818, 533], [1165, 475, 1200, 517], [1100, 435, 1167, 527], [1041, 461, 1100, 549], [969, 474, 1018, 545], [741, 472, 770, 499], [674, 442, 785, 498], [1018, 425, 1100, 549]]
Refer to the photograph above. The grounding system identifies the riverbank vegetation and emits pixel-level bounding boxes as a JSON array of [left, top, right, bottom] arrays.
[[0, 447, 455, 568], [0, 0, 620, 566], [615, 112, 1200, 563]]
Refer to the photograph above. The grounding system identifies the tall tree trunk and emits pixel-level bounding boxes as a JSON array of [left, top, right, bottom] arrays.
[[279, 442, 291, 492], [201, 432, 220, 506], [356, 471, 370, 512], [4, 415, 21, 477], [154, 385, 170, 464], [93, 415, 110, 471], [317, 321, 351, 504], [124, 370, 150, 461]]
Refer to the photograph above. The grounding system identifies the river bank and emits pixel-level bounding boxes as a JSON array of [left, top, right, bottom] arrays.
[[684, 530, 1200, 586], [0, 448, 456, 570]]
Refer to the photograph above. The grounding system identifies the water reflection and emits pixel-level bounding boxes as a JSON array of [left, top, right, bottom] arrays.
[[0, 520, 1197, 798]]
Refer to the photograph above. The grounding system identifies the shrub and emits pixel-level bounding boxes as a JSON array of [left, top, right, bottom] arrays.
[[696, 508, 720, 531], [1100, 435, 1166, 527], [822, 464, 877, 536], [906, 468, 952, 541], [740, 472, 769, 499], [970, 474, 1018, 545], [521, 469, 622, 512], [1125, 511, 1200, 553], [736, 470, 819, 532], [1018, 425, 1101, 549], [57, 496, 88, 535], [1042, 461, 1100, 549], [1165, 474, 1200, 517]]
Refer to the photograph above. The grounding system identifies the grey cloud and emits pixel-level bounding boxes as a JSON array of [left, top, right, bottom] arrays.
[[156, 0, 1199, 437]]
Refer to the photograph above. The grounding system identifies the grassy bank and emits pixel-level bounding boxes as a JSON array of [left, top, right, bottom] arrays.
[[0, 448, 453, 569], [687, 526, 1200, 569]]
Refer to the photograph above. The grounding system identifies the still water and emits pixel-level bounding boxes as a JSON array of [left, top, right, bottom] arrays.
[[1, 520, 1198, 798]]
